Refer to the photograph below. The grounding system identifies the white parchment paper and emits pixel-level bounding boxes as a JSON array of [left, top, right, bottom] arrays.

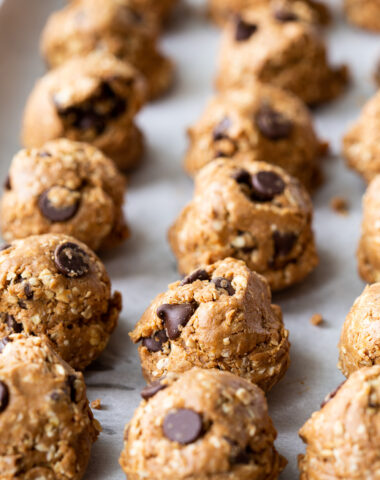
[[0, 0, 379, 477]]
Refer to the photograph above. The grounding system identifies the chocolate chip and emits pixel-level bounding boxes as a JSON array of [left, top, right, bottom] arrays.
[[180, 269, 210, 286], [24, 283, 34, 300], [157, 303, 197, 340], [0, 244, 11, 252], [163, 409, 203, 444], [235, 17, 258, 41], [226, 439, 253, 465], [0, 381, 9, 412], [6, 314, 23, 333], [0, 337, 10, 353], [38, 187, 80, 222], [212, 277, 235, 296], [67, 375, 77, 402], [38, 151, 52, 157], [273, 9, 298, 22], [142, 330, 168, 352], [321, 381, 346, 408], [54, 242, 90, 278], [251, 171, 285, 201], [231, 169, 251, 187], [4, 176, 11, 191], [213, 117, 232, 141], [255, 105, 293, 140], [141, 381, 167, 400], [17, 299, 27, 310], [273, 231, 297, 257]]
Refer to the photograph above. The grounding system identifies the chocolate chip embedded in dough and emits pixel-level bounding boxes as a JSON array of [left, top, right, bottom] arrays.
[[255, 105, 293, 140], [180, 269, 210, 286], [142, 330, 168, 352], [38, 186, 80, 222], [273, 8, 298, 22], [0, 244, 11, 252], [235, 17, 258, 41], [54, 242, 90, 278], [213, 117, 232, 141], [251, 171, 285, 201], [157, 303, 197, 340], [273, 231, 297, 257], [212, 277, 235, 296], [24, 283, 34, 300], [163, 409, 203, 444], [4, 176, 11, 191], [0, 381, 9, 413], [141, 381, 167, 400], [231, 169, 251, 187], [6, 314, 23, 333]]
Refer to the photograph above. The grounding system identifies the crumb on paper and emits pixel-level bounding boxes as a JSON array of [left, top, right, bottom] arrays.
[[310, 313, 323, 326], [330, 196, 349, 215], [91, 398, 102, 410]]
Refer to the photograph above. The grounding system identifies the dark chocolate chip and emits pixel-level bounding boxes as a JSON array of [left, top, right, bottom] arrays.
[[38, 151, 52, 157], [213, 117, 232, 141], [273, 9, 298, 22], [163, 409, 203, 444], [24, 283, 34, 300], [157, 303, 197, 340], [141, 381, 167, 400], [255, 105, 293, 140], [321, 381, 346, 408], [0, 244, 11, 252], [231, 169, 251, 187], [212, 277, 235, 296], [180, 269, 210, 286], [273, 231, 297, 257], [226, 439, 253, 465], [235, 17, 258, 41], [17, 299, 27, 310], [67, 375, 77, 402], [251, 171, 285, 201], [6, 314, 23, 333], [142, 330, 168, 353], [38, 187, 80, 223], [0, 336, 10, 353], [4, 176, 11, 191], [0, 381, 9, 412], [54, 242, 90, 278], [50, 391, 62, 401]]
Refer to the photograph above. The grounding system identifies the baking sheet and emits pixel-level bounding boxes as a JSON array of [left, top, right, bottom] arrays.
[[0, 0, 379, 477]]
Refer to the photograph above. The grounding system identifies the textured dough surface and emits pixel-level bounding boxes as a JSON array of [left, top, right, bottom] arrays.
[[344, 0, 380, 32]]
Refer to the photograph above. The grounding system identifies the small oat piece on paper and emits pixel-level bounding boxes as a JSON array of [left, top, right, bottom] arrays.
[[330, 196, 349, 215], [310, 313, 323, 326], [91, 398, 102, 410]]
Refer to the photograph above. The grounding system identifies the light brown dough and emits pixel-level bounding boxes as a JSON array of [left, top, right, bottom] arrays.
[[215, 7, 349, 106], [169, 159, 318, 292], [339, 283, 380, 377], [0, 334, 100, 480], [1, 139, 128, 252], [357, 175, 380, 283], [344, 0, 380, 32], [22, 52, 145, 171], [299, 366, 380, 479], [130, 257, 290, 392], [41, 0, 173, 100], [0, 234, 121, 370], [343, 91, 380, 183], [184, 84, 327, 191], [120, 368, 286, 480]]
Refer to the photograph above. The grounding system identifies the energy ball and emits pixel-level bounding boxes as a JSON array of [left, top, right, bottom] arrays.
[[215, 7, 348, 106], [344, 0, 380, 32], [357, 175, 380, 283], [22, 52, 145, 171], [0, 234, 121, 370], [343, 91, 380, 183], [339, 283, 380, 377], [130, 257, 290, 391], [169, 159, 318, 291], [1, 139, 128, 252], [299, 366, 380, 479], [130, 0, 178, 27], [184, 84, 327, 191], [41, 0, 173, 100], [120, 368, 286, 480], [0, 334, 100, 479], [209, 0, 331, 26]]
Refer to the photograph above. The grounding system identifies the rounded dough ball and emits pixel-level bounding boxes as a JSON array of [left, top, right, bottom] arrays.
[[357, 175, 380, 283], [184, 84, 327, 191], [130, 258, 290, 391], [120, 368, 286, 480], [299, 366, 380, 479], [344, 0, 380, 32], [339, 283, 380, 376], [215, 6, 348, 106], [1, 139, 128, 252], [22, 51, 145, 171], [41, 0, 173, 100], [343, 92, 380, 183], [169, 159, 318, 291], [0, 334, 100, 479], [0, 234, 121, 370]]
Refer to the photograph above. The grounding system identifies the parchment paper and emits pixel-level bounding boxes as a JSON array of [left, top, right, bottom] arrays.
[[0, 0, 378, 477]]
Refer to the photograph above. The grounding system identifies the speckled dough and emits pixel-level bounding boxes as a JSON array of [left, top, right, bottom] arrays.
[[299, 366, 380, 479], [209, 0, 331, 26], [0, 334, 100, 480], [344, 0, 380, 32], [184, 84, 327, 191], [130, 258, 290, 391], [120, 368, 286, 480], [130, 0, 178, 26], [215, 7, 348, 106], [169, 159, 318, 291], [339, 283, 380, 377], [357, 176, 380, 283], [343, 91, 380, 183], [0, 234, 121, 370], [1, 139, 128, 252], [22, 52, 145, 171], [41, 0, 173, 100]]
